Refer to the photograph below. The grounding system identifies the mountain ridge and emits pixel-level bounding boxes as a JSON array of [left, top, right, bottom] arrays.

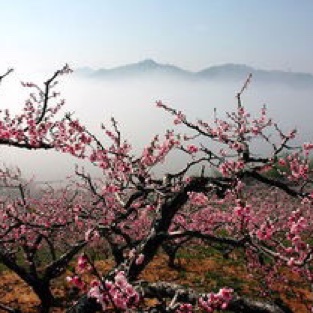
[[75, 60, 313, 86]]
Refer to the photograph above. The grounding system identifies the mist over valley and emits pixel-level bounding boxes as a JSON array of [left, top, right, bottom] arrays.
[[1, 60, 313, 182]]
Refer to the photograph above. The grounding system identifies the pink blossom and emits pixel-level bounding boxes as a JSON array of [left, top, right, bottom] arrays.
[[135, 253, 145, 265], [187, 145, 199, 154]]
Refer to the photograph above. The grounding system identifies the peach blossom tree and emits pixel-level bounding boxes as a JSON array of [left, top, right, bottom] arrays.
[[0, 68, 312, 313]]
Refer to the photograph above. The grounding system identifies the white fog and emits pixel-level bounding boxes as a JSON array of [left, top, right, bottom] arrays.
[[1, 73, 313, 182]]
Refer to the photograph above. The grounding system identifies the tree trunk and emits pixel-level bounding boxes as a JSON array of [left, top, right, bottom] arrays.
[[32, 282, 54, 313]]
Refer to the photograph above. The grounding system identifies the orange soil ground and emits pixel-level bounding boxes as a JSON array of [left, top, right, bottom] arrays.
[[0, 254, 312, 312]]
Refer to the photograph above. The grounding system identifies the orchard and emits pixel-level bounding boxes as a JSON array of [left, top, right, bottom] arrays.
[[0, 66, 313, 313]]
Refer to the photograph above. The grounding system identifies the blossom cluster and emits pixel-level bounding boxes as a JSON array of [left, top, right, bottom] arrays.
[[88, 271, 140, 311], [198, 288, 233, 312]]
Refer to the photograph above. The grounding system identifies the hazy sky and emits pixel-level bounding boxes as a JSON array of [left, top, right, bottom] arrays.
[[1, 0, 313, 74], [1, 0, 313, 180]]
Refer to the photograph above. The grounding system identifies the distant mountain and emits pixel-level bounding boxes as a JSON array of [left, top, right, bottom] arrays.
[[75, 60, 313, 86], [76, 59, 191, 80]]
